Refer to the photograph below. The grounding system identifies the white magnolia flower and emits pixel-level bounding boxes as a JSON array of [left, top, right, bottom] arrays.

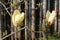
[[12, 10, 24, 27], [48, 10, 56, 25]]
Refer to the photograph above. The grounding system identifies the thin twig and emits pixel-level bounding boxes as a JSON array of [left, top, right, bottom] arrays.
[[0, 1, 11, 16], [2, 27, 25, 40]]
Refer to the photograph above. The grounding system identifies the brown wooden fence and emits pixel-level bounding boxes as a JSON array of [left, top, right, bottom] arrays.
[[0, 0, 60, 40]]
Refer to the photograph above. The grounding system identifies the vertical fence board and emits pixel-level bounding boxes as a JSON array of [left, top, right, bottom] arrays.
[[25, 0, 28, 40], [48, 0, 50, 10], [43, 0, 46, 39], [11, 0, 14, 40], [58, 0, 60, 35], [0, 11, 2, 40], [39, 0, 42, 38], [13, 0, 17, 40], [54, 0, 58, 33], [29, 0, 32, 40], [31, 0, 35, 40], [17, 0, 21, 40]]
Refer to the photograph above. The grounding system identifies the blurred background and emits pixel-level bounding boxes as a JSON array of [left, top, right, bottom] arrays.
[[0, 0, 60, 40]]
